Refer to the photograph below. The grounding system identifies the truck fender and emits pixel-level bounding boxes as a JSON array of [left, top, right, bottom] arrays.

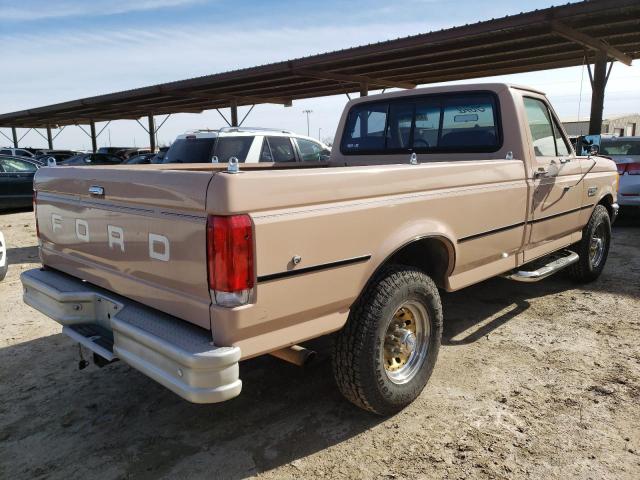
[[356, 219, 457, 301]]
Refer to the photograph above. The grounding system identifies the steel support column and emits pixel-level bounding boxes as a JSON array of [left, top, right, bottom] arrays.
[[46, 126, 53, 149], [12, 127, 18, 147], [360, 82, 369, 97], [147, 115, 156, 152], [230, 100, 238, 127], [588, 50, 608, 135], [90, 121, 97, 153]]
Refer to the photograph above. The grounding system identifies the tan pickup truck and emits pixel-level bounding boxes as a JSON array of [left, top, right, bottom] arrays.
[[21, 83, 618, 414]]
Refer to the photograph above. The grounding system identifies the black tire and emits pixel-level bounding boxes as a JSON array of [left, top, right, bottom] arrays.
[[332, 265, 443, 415], [569, 204, 611, 283]]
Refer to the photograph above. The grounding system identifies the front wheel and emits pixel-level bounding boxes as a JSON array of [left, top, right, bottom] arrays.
[[332, 265, 443, 415], [569, 205, 611, 283]]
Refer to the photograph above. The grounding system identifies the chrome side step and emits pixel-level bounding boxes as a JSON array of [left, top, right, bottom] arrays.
[[503, 250, 579, 283]]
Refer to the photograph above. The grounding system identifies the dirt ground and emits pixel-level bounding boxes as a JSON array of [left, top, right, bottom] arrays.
[[0, 208, 639, 480]]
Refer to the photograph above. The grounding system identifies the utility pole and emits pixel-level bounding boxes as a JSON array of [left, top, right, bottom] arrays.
[[303, 109, 313, 136], [318, 127, 322, 140]]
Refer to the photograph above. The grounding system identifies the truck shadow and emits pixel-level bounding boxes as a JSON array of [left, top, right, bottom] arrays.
[[443, 221, 639, 345], [5, 245, 39, 265], [0, 333, 382, 480]]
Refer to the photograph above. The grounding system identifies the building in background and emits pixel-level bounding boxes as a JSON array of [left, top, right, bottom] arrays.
[[563, 114, 639, 137]]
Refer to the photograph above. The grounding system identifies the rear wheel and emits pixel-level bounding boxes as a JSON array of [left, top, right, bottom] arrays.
[[332, 265, 442, 415], [569, 205, 611, 283]]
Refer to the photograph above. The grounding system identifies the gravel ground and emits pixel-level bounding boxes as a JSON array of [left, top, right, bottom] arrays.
[[1, 209, 639, 480]]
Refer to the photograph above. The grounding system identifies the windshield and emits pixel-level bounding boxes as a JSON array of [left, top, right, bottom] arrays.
[[600, 138, 640, 156], [163, 138, 217, 163]]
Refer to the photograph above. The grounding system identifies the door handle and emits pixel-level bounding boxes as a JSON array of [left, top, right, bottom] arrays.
[[534, 167, 549, 178], [559, 157, 570, 164]]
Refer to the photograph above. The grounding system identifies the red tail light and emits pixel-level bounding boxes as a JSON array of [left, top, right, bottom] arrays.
[[207, 214, 254, 306], [617, 163, 627, 175], [627, 162, 640, 175]]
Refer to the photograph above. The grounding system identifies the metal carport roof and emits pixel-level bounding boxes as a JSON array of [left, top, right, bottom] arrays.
[[0, 0, 638, 130]]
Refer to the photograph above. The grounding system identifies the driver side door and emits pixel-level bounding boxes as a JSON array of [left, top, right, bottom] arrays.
[[523, 96, 583, 257]]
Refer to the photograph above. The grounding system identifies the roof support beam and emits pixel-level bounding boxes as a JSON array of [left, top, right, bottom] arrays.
[[46, 126, 53, 149], [12, 127, 18, 147], [90, 121, 97, 153], [589, 50, 608, 135], [550, 20, 632, 65], [148, 116, 156, 152], [292, 68, 416, 90], [163, 89, 292, 107], [230, 100, 238, 127]]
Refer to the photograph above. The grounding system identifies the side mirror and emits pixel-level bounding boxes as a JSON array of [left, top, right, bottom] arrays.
[[211, 156, 219, 163], [589, 144, 599, 156], [46, 157, 57, 167]]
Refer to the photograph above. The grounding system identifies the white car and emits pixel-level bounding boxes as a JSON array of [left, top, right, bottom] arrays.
[[0, 231, 7, 281], [599, 136, 640, 209], [0, 147, 35, 158], [162, 127, 331, 164]]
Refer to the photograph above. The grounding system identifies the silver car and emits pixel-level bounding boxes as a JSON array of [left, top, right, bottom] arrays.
[[599, 136, 640, 209]]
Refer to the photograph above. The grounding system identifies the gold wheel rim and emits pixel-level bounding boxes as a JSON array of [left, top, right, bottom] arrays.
[[382, 301, 430, 384]]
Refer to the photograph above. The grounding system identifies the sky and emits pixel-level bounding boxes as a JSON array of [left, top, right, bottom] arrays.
[[1, 0, 638, 150]]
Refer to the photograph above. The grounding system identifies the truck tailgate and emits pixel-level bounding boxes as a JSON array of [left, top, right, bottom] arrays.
[[34, 166, 214, 329]]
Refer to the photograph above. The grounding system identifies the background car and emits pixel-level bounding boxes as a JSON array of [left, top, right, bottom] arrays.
[[124, 152, 156, 164], [150, 146, 169, 163], [600, 136, 640, 210], [163, 127, 331, 164], [0, 147, 35, 158], [579, 135, 640, 211], [34, 151, 79, 164], [96, 147, 132, 158], [58, 153, 123, 166], [0, 155, 40, 210]]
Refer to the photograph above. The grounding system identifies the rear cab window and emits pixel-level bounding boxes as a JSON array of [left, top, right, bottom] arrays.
[[341, 91, 501, 155]]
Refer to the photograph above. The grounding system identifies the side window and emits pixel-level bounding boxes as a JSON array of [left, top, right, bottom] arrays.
[[267, 137, 296, 162], [524, 97, 559, 157], [0, 149, 12, 155], [0, 158, 37, 172], [385, 102, 414, 150], [296, 138, 323, 161], [552, 119, 570, 156], [259, 138, 273, 162], [214, 136, 254, 163]]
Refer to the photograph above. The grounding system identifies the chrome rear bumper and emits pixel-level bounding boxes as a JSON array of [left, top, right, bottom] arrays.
[[21, 268, 241, 403]]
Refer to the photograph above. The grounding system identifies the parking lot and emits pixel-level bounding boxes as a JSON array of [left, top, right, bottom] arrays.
[[0, 209, 638, 479]]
